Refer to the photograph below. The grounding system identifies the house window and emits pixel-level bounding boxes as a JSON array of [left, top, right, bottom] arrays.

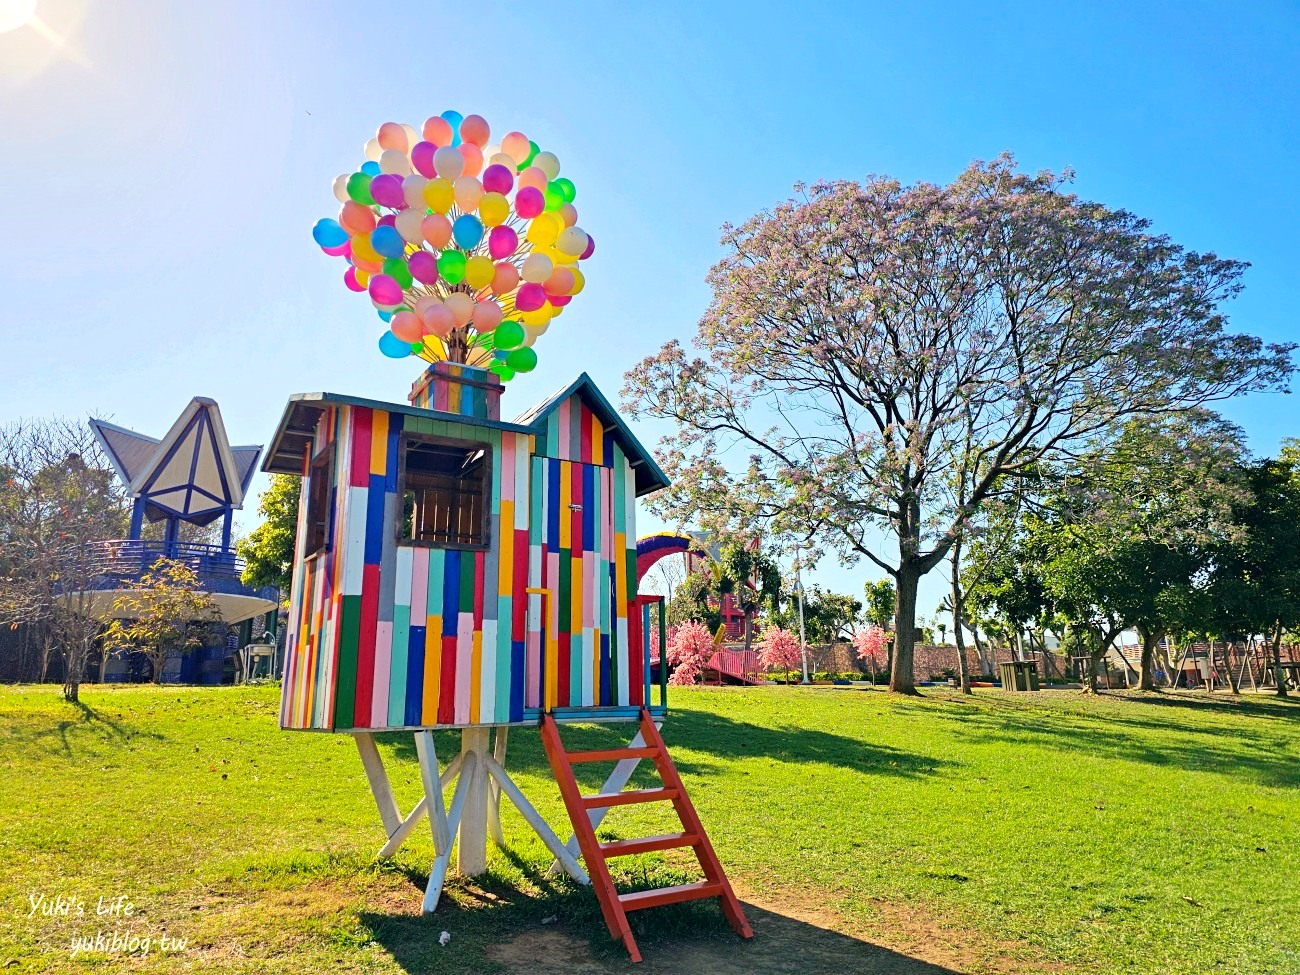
[[304, 444, 334, 557], [399, 435, 490, 550]]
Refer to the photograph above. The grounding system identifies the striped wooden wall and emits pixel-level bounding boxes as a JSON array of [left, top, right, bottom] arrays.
[[280, 391, 642, 732]]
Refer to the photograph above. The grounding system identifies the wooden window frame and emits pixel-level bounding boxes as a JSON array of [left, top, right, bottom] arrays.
[[303, 442, 335, 559], [395, 432, 493, 552]]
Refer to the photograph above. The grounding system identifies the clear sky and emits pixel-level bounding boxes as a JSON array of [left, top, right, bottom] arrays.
[[1, 0, 1297, 624]]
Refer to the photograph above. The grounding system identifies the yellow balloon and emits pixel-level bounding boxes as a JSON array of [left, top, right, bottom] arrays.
[[525, 211, 564, 246], [520, 305, 554, 326], [553, 247, 579, 266], [478, 192, 509, 227], [352, 234, 381, 263], [465, 255, 495, 290], [568, 268, 585, 295], [354, 268, 371, 287], [423, 177, 454, 214]]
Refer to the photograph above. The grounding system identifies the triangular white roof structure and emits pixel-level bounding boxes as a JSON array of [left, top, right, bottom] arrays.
[[90, 398, 262, 526]]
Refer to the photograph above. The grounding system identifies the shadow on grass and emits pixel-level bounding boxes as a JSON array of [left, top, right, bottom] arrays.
[[361, 881, 963, 975], [914, 691, 1300, 788], [374, 707, 945, 784], [2, 698, 166, 758]]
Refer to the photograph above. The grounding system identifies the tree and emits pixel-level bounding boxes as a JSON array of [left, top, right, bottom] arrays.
[[623, 156, 1294, 693], [852, 626, 888, 681], [665, 621, 717, 686], [758, 625, 801, 683], [0, 418, 131, 700], [862, 579, 896, 631], [101, 559, 221, 684], [237, 474, 300, 595], [773, 584, 860, 646]]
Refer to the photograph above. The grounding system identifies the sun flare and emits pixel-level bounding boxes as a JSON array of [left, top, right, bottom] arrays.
[[0, 0, 37, 34]]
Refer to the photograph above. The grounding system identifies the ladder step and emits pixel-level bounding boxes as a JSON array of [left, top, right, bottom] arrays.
[[619, 881, 723, 912], [581, 786, 677, 809], [599, 832, 700, 858], [566, 746, 658, 764]]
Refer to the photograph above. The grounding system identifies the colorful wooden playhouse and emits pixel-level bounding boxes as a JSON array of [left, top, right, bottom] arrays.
[[264, 362, 751, 962]]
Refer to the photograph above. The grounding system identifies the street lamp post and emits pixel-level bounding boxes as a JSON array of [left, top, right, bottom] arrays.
[[795, 554, 810, 685]]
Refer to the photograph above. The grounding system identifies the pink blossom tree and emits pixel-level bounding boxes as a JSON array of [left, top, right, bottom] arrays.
[[759, 626, 802, 684], [666, 620, 716, 686], [624, 155, 1294, 694], [853, 627, 888, 683]]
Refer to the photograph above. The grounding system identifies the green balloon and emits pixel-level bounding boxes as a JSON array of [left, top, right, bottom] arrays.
[[438, 250, 467, 284], [383, 258, 413, 289], [519, 140, 540, 172], [346, 172, 375, 206], [544, 183, 564, 211], [493, 321, 525, 351], [506, 346, 538, 373], [554, 177, 576, 203], [411, 341, 424, 354]]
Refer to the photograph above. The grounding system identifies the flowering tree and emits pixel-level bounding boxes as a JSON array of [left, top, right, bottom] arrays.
[[853, 627, 888, 681], [665, 620, 716, 686], [648, 624, 661, 666], [759, 626, 802, 684], [623, 155, 1294, 694]]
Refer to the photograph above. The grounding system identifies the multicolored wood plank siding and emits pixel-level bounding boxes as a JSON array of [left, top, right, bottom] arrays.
[[279, 390, 642, 732]]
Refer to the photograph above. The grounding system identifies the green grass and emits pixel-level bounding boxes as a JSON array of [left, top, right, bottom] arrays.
[[1, 684, 1297, 974]]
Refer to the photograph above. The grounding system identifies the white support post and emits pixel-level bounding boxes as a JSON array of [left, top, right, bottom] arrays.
[[458, 728, 491, 876], [354, 733, 402, 836], [377, 754, 462, 858], [546, 722, 662, 878], [482, 751, 589, 885], [487, 728, 508, 848]]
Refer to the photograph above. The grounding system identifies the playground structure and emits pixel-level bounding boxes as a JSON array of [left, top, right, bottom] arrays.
[[267, 364, 752, 961], [78, 399, 279, 683]]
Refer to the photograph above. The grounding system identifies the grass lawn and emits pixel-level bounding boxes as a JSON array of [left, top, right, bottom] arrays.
[[1, 683, 1297, 975]]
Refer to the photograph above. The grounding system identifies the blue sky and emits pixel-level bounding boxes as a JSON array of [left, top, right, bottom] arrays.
[[1, 0, 1297, 624]]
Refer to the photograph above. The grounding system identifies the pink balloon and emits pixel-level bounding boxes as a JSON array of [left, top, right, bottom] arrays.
[[515, 186, 545, 219], [471, 300, 503, 331], [411, 141, 438, 178], [517, 166, 547, 192], [377, 213, 397, 227], [421, 303, 456, 338], [370, 174, 406, 208], [369, 274, 403, 307], [491, 262, 519, 295], [322, 240, 350, 257], [344, 266, 365, 292], [422, 214, 452, 249], [580, 233, 596, 260], [460, 114, 490, 147], [408, 250, 438, 284], [547, 293, 572, 307], [481, 163, 514, 196], [460, 143, 484, 178], [502, 131, 530, 164], [488, 225, 519, 260], [390, 311, 423, 343], [423, 116, 454, 147], [515, 282, 546, 312]]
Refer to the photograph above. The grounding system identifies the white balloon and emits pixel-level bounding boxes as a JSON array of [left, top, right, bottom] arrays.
[[364, 137, 383, 161], [433, 146, 464, 180], [533, 151, 560, 180], [401, 124, 421, 152], [402, 174, 429, 210], [332, 174, 350, 204], [379, 148, 411, 176], [488, 152, 515, 171], [395, 209, 425, 243], [521, 253, 554, 284]]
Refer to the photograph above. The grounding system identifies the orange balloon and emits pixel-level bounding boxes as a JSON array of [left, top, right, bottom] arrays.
[[377, 122, 408, 152], [502, 131, 530, 164], [558, 203, 579, 228], [391, 311, 423, 343], [459, 142, 484, 178], [423, 116, 454, 147], [471, 300, 503, 331], [491, 262, 520, 295], [517, 166, 548, 192], [545, 267, 575, 295], [460, 114, 490, 147], [340, 201, 376, 236], [421, 213, 452, 249]]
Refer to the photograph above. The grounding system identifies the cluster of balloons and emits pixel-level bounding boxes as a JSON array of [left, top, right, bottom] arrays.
[[312, 111, 594, 381]]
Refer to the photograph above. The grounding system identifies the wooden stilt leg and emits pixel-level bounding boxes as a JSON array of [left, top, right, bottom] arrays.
[[458, 728, 491, 876], [487, 727, 508, 848], [354, 733, 401, 835], [377, 754, 462, 858], [482, 751, 588, 884]]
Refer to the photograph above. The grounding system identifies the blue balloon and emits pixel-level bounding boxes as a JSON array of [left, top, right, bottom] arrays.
[[361, 160, 381, 176], [312, 217, 348, 248], [441, 110, 464, 147], [378, 309, 393, 323], [378, 331, 411, 358], [371, 224, 406, 259], [452, 213, 483, 250]]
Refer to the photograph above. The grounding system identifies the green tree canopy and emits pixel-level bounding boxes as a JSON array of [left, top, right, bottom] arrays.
[[238, 474, 300, 596]]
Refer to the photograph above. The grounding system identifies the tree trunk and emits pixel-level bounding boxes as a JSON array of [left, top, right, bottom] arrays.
[[1272, 622, 1289, 699], [950, 542, 971, 695], [890, 562, 919, 694], [1138, 628, 1160, 691], [1221, 641, 1240, 695]]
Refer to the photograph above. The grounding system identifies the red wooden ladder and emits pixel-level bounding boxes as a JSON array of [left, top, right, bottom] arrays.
[[540, 708, 753, 963]]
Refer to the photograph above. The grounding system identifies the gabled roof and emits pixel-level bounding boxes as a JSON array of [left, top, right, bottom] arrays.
[[263, 374, 669, 497], [512, 372, 669, 497], [89, 398, 262, 523]]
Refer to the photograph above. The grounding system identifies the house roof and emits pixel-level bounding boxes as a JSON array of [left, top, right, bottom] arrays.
[[263, 374, 669, 497], [89, 399, 262, 523]]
